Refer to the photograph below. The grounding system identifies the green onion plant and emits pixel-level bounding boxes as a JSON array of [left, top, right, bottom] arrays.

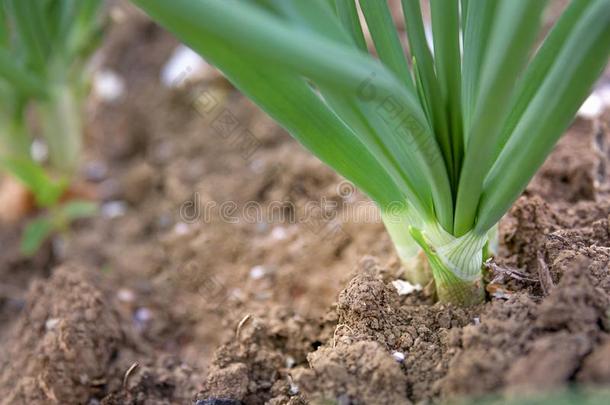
[[133, 0, 610, 305], [0, 0, 102, 254]]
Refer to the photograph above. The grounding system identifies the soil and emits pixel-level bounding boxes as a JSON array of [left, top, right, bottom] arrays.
[[1, 2, 610, 405]]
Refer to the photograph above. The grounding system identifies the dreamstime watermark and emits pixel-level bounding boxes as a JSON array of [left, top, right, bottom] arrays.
[[171, 64, 262, 161], [193, 90, 262, 160], [178, 180, 409, 227]]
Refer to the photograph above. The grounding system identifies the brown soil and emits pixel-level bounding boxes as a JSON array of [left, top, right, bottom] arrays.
[[1, 2, 610, 404]]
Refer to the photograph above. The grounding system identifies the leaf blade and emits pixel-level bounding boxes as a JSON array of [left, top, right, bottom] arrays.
[[477, 0, 610, 233], [430, 0, 463, 186], [454, 0, 547, 236], [358, 0, 415, 93], [21, 217, 53, 256], [335, 0, 368, 51]]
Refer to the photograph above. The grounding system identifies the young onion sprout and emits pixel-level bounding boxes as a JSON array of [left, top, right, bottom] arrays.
[[133, 0, 610, 305], [0, 0, 102, 178], [0, 0, 102, 254]]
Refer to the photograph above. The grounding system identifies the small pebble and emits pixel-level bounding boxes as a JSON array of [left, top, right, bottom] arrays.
[[134, 307, 152, 327], [101, 201, 127, 218], [271, 226, 288, 240], [117, 288, 135, 303], [109, 6, 126, 23], [45, 318, 60, 331], [161, 45, 206, 87], [173, 222, 190, 235], [391, 279, 422, 296], [288, 381, 299, 396], [392, 351, 406, 362], [83, 161, 108, 182], [598, 83, 610, 107], [285, 355, 296, 369], [93, 69, 125, 102], [473, 317, 481, 326], [578, 92, 604, 118], [135, 307, 152, 321], [249, 265, 266, 280]]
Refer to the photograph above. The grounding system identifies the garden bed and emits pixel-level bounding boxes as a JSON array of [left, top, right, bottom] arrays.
[[1, 4, 609, 405]]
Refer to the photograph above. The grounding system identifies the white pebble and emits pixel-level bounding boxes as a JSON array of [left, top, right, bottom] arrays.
[[161, 45, 206, 88], [173, 222, 190, 235], [391, 279, 422, 296], [285, 355, 296, 369], [271, 226, 288, 240], [392, 351, 406, 362], [45, 318, 60, 331], [249, 265, 266, 280], [94, 69, 125, 102], [134, 307, 152, 323], [598, 83, 610, 108], [578, 92, 604, 119], [289, 382, 299, 396], [117, 288, 135, 303]]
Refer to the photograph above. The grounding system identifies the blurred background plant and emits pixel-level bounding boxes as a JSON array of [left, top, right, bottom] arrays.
[[0, 0, 103, 254]]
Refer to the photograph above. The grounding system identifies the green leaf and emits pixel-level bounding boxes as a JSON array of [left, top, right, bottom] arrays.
[[461, 0, 497, 137], [454, 0, 547, 236], [267, 0, 351, 45], [494, 0, 591, 157], [335, 0, 367, 51], [60, 200, 97, 220], [0, 156, 67, 206], [430, 0, 463, 186], [401, 0, 450, 182], [460, 0, 469, 30], [0, 0, 8, 47], [0, 48, 47, 98], [358, 0, 415, 93], [477, 0, 610, 234], [64, 0, 103, 61], [5, 0, 50, 74], [21, 216, 53, 256]]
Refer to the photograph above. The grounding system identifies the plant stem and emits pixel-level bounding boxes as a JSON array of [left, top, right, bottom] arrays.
[[410, 226, 487, 306], [431, 263, 485, 306], [381, 208, 433, 286], [38, 83, 82, 175]]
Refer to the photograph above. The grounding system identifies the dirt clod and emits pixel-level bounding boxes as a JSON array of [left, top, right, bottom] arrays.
[[294, 341, 410, 405], [0, 265, 122, 405]]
